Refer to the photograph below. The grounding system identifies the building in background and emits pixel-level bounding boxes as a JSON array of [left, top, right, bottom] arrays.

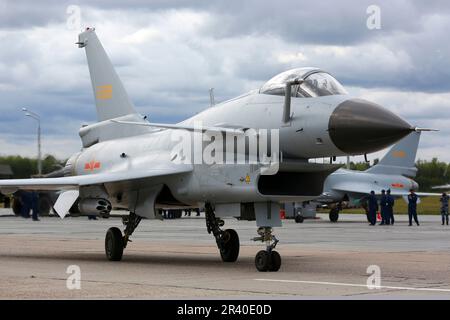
[[0, 164, 13, 179]]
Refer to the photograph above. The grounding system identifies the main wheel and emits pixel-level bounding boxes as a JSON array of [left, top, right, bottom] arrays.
[[269, 251, 281, 272], [38, 197, 51, 216], [220, 229, 240, 262], [12, 197, 22, 216], [105, 227, 124, 261], [255, 250, 271, 272], [295, 215, 304, 223], [329, 208, 339, 222]]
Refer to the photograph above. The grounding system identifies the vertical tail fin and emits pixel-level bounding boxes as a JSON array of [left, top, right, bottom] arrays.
[[366, 131, 421, 177], [78, 27, 136, 121]]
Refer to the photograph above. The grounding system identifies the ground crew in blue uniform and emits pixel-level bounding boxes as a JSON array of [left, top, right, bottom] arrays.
[[440, 192, 449, 226], [379, 189, 388, 225], [407, 189, 419, 226], [368, 190, 378, 226], [386, 189, 395, 225], [20, 191, 31, 218], [30, 191, 40, 221]]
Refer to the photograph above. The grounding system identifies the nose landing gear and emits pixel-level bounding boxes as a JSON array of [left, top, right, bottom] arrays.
[[253, 227, 281, 272]]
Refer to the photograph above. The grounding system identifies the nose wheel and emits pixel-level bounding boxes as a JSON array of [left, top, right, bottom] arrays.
[[255, 250, 281, 272], [253, 227, 281, 272]]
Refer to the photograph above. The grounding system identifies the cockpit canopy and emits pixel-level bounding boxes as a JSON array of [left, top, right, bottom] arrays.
[[259, 67, 348, 98]]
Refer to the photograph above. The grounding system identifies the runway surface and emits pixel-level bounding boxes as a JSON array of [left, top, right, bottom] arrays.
[[1, 210, 450, 299]]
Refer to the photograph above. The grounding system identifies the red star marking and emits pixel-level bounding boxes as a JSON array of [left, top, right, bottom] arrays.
[[84, 160, 101, 171]]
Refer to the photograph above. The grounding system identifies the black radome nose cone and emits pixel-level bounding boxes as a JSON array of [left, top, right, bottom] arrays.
[[328, 99, 414, 154]]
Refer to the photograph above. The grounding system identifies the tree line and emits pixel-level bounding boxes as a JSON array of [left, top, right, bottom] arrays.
[[0, 155, 65, 179]]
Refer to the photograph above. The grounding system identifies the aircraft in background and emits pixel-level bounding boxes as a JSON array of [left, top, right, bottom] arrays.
[[314, 131, 439, 222], [433, 185, 450, 190], [0, 27, 415, 272]]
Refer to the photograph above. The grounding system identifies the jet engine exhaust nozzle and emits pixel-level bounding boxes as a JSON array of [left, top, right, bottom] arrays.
[[328, 98, 414, 155]]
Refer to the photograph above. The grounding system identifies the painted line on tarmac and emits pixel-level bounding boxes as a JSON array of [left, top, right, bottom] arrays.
[[254, 278, 450, 293]]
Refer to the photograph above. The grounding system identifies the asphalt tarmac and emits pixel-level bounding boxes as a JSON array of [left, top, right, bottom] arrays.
[[1, 209, 450, 299]]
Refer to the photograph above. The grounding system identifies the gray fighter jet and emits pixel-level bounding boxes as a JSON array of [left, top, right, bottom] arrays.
[[433, 185, 450, 190], [316, 131, 438, 222], [0, 28, 415, 271]]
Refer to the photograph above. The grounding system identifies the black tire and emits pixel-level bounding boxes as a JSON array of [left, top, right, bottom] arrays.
[[68, 199, 81, 217], [12, 197, 22, 216], [100, 213, 110, 219], [220, 229, 240, 262], [329, 208, 339, 222], [269, 251, 281, 272], [4, 196, 11, 208], [105, 227, 124, 261], [38, 197, 51, 216], [295, 215, 304, 223], [255, 250, 270, 272]]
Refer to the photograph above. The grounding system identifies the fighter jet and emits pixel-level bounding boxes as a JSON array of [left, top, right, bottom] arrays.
[[316, 131, 439, 222], [0, 27, 415, 272], [432, 185, 450, 190]]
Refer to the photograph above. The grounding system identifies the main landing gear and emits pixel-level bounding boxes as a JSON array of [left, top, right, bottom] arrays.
[[329, 207, 339, 222], [205, 203, 240, 262], [105, 212, 142, 261], [329, 202, 342, 222], [253, 227, 281, 272]]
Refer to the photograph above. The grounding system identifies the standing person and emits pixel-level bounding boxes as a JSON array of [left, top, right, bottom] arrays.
[[30, 191, 40, 221], [379, 189, 388, 225], [20, 191, 31, 218], [407, 189, 419, 226], [386, 189, 395, 225], [440, 192, 449, 225], [368, 191, 378, 226]]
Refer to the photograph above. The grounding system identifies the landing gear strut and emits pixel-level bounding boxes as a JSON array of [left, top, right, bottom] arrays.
[[105, 212, 142, 261], [205, 203, 240, 262], [253, 227, 281, 272]]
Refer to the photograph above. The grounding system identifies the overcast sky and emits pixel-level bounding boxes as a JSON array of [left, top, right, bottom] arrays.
[[1, 0, 449, 164]]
